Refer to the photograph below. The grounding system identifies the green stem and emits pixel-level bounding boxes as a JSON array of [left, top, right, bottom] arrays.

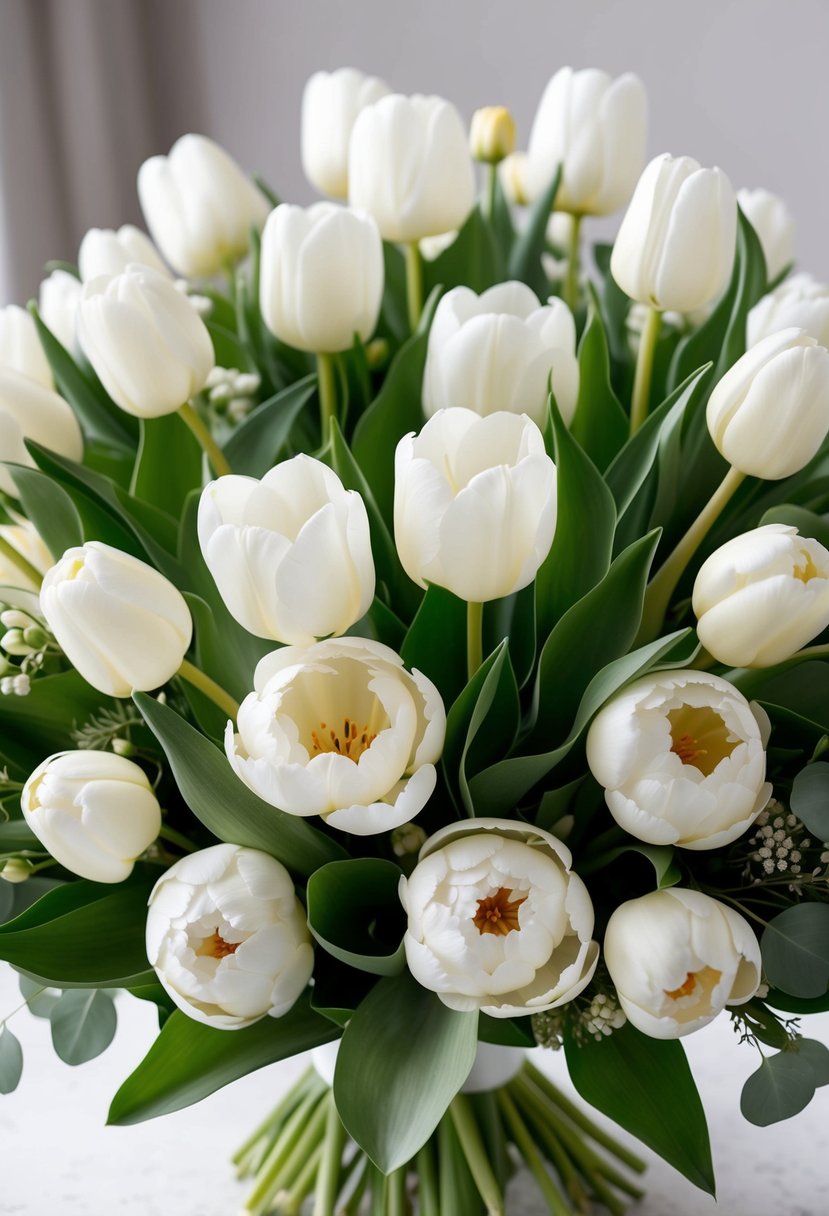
[[242, 1084, 327, 1215], [312, 1098, 346, 1216], [497, 1089, 571, 1216], [629, 306, 662, 436], [178, 402, 233, 478], [0, 534, 44, 589], [340, 1157, 370, 1215], [177, 658, 240, 721], [281, 1142, 323, 1216], [316, 352, 338, 442], [486, 164, 499, 223], [233, 1069, 315, 1169], [405, 241, 424, 333], [157, 823, 197, 854], [386, 1165, 408, 1216], [508, 1080, 586, 1209], [450, 1093, 506, 1216], [563, 213, 583, 314], [467, 601, 483, 681], [638, 464, 746, 644], [416, 1141, 440, 1216]]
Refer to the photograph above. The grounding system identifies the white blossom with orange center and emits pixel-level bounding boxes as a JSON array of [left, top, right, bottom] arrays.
[[586, 670, 772, 851], [603, 888, 761, 1039], [145, 843, 314, 1029], [400, 819, 598, 1018], [225, 637, 445, 835]]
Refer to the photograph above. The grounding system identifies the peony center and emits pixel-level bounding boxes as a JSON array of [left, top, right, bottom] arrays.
[[793, 549, 821, 583], [668, 705, 737, 776], [664, 966, 722, 1001], [473, 887, 527, 936], [310, 717, 377, 762], [196, 931, 240, 960]]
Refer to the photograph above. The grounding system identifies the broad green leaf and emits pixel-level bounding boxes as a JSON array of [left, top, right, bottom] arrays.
[[306, 858, 406, 976], [133, 692, 346, 875], [508, 165, 561, 295], [790, 762, 829, 839], [0, 670, 114, 770], [453, 642, 519, 816], [108, 994, 338, 1124], [761, 903, 829, 998], [400, 584, 468, 710], [766, 987, 829, 1014], [9, 464, 83, 559], [485, 582, 536, 690], [797, 1038, 829, 1086], [222, 375, 316, 477], [0, 1024, 23, 1094], [423, 204, 501, 295], [478, 1013, 535, 1048], [731, 662, 829, 731], [131, 412, 203, 519], [379, 242, 408, 343], [50, 988, 117, 1065], [334, 970, 478, 1173], [740, 1050, 815, 1127], [438, 1107, 481, 1213], [565, 1023, 715, 1195], [593, 241, 632, 371], [579, 841, 681, 890], [569, 287, 629, 471], [760, 505, 829, 549]]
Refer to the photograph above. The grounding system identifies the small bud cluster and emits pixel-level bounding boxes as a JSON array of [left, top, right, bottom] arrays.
[[204, 366, 261, 425], [741, 799, 829, 894], [0, 605, 54, 696], [533, 979, 626, 1049]]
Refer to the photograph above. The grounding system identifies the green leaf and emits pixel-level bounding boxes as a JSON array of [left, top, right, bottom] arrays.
[[50, 988, 117, 1065], [797, 1037, 829, 1086], [761, 903, 829, 998], [442, 641, 520, 815], [760, 505, 829, 549], [0, 1024, 23, 1094], [422, 204, 501, 295], [8, 464, 83, 559], [334, 970, 478, 1173], [108, 994, 338, 1124], [478, 1013, 535, 1049], [579, 842, 681, 889], [790, 762, 829, 839], [131, 412, 203, 519], [400, 584, 468, 710], [740, 1050, 815, 1126], [565, 1023, 715, 1195], [0, 670, 117, 772], [306, 858, 406, 976], [508, 165, 561, 295], [133, 692, 346, 876], [766, 987, 829, 1014], [17, 973, 60, 1018], [222, 375, 317, 477], [569, 287, 629, 471]]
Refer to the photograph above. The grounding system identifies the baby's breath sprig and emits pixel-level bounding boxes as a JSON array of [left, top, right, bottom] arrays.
[[533, 969, 626, 1050]]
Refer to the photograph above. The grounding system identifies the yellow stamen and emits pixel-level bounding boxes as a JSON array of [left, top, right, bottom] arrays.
[[664, 966, 722, 1001], [793, 550, 820, 583], [473, 887, 527, 937], [310, 717, 377, 762], [668, 706, 737, 776], [196, 931, 240, 959]]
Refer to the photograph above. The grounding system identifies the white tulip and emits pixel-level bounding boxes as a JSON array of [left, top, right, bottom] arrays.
[[423, 282, 579, 428], [586, 670, 771, 851], [40, 541, 192, 698], [78, 224, 170, 283], [39, 269, 83, 355], [259, 203, 383, 354], [302, 67, 390, 199], [611, 154, 737, 313], [706, 327, 829, 479], [747, 272, 829, 349], [693, 524, 829, 668], [226, 637, 445, 836], [604, 889, 761, 1039], [499, 152, 529, 208], [145, 842, 314, 1029], [21, 750, 161, 884], [77, 265, 214, 419], [394, 409, 557, 602], [0, 522, 52, 591], [198, 455, 375, 644], [0, 304, 54, 390], [400, 818, 598, 1018], [526, 67, 647, 216], [137, 134, 270, 278], [469, 106, 516, 165], [0, 368, 83, 497], [737, 187, 795, 283], [349, 93, 476, 243]]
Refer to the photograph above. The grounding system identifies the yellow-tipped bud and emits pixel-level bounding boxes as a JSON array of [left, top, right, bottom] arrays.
[[469, 106, 516, 165]]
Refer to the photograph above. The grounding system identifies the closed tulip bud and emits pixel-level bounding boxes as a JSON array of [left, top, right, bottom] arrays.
[[1, 858, 32, 883], [604, 889, 761, 1039], [423, 282, 579, 428], [737, 187, 795, 283], [78, 224, 170, 283], [586, 670, 771, 850], [526, 67, 647, 216], [39, 269, 83, 356], [146, 843, 314, 1028], [198, 455, 375, 644], [611, 154, 737, 313], [469, 106, 516, 165], [0, 522, 53, 591], [259, 204, 383, 353], [0, 304, 54, 389], [747, 272, 829, 349], [40, 541, 192, 697], [77, 266, 214, 418], [706, 327, 829, 479], [349, 93, 476, 243], [137, 134, 270, 278], [498, 151, 529, 207], [394, 409, 557, 602], [301, 67, 390, 199], [401, 819, 598, 1017], [0, 368, 83, 497], [21, 750, 162, 883], [693, 524, 829, 667]]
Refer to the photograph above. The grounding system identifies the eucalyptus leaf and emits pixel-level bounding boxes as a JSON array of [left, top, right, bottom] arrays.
[[50, 988, 117, 1065], [306, 858, 406, 976], [740, 1050, 815, 1127], [17, 973, 60, 1019], [790, 762, 829, 839], [0, 1024, 23, 1094], [796, 1037, 829, 1086], [761, 903, 829, 998]]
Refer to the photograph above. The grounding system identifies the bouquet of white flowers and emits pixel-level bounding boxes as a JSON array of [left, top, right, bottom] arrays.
[[1, 61, 828, 1216]]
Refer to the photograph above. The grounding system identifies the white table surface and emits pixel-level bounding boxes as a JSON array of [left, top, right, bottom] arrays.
[[1, 963, 827, 1215]]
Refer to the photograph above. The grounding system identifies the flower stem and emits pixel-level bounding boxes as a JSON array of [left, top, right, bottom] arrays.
[[386, 1164, 408, 1216], [486, 164, 499, 223], [233, 1068, 315, 1169], [416, 1140, 440, 1216], [629, 306, 662, 436], [405, 241, 424, 333], [449, 1093, 506, 1216], [157, 823, 197, 854], [178, 402, 233, 478], [316, 352, 338, 442], [497, 1089, 572, 1216], [638, 464, 746, 643], [467, 601, 484, 681], [0, 534, 44, 589], [177, 658, 240, 721], [312, 1097, 346, 1216], [563, 213, 583, 314]]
